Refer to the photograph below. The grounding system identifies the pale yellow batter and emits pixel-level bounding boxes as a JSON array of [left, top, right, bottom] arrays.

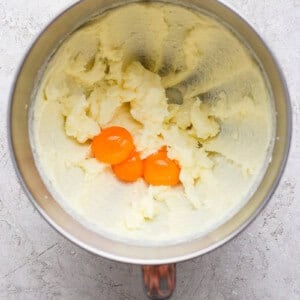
[[32, 3, 274, 244]]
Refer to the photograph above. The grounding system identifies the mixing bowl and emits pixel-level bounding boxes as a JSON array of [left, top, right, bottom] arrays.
[[8, 0, 291, 298]]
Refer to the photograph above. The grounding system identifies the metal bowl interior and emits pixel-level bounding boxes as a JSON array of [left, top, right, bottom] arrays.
[[9, 0, 291, 264]]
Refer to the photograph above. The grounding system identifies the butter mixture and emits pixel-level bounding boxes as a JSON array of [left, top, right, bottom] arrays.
[[32, 3, 274, 244]]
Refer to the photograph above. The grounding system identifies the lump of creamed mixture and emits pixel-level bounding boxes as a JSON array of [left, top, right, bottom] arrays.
[[33, 2, 273, 244]]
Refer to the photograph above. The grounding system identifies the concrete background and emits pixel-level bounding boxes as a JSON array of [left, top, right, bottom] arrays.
[[0, 0, 299, 299]]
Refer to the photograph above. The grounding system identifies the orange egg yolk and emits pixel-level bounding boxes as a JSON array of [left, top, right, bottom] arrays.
[[91, 126, 135, 164], [144, 148, 180, 186], [92, 127, 181, 186], [112, 152, 143, 182]]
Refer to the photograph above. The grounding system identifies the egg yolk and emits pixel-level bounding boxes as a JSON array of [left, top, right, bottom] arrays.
[[112, 152, 143, 182], [144, 148, 180, 186], [91, 126, 135, 164], [92, 127, 181, 186]]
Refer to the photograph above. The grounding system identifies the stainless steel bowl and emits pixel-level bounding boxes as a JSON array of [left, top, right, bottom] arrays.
[[8, 0, 291, 298]]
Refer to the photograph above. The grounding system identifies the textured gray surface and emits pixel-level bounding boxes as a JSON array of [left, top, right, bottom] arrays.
[[0, 0, 299, 299]]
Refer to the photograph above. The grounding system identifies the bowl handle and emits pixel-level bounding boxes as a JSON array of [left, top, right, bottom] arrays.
[[142, 264, 176, 299]]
